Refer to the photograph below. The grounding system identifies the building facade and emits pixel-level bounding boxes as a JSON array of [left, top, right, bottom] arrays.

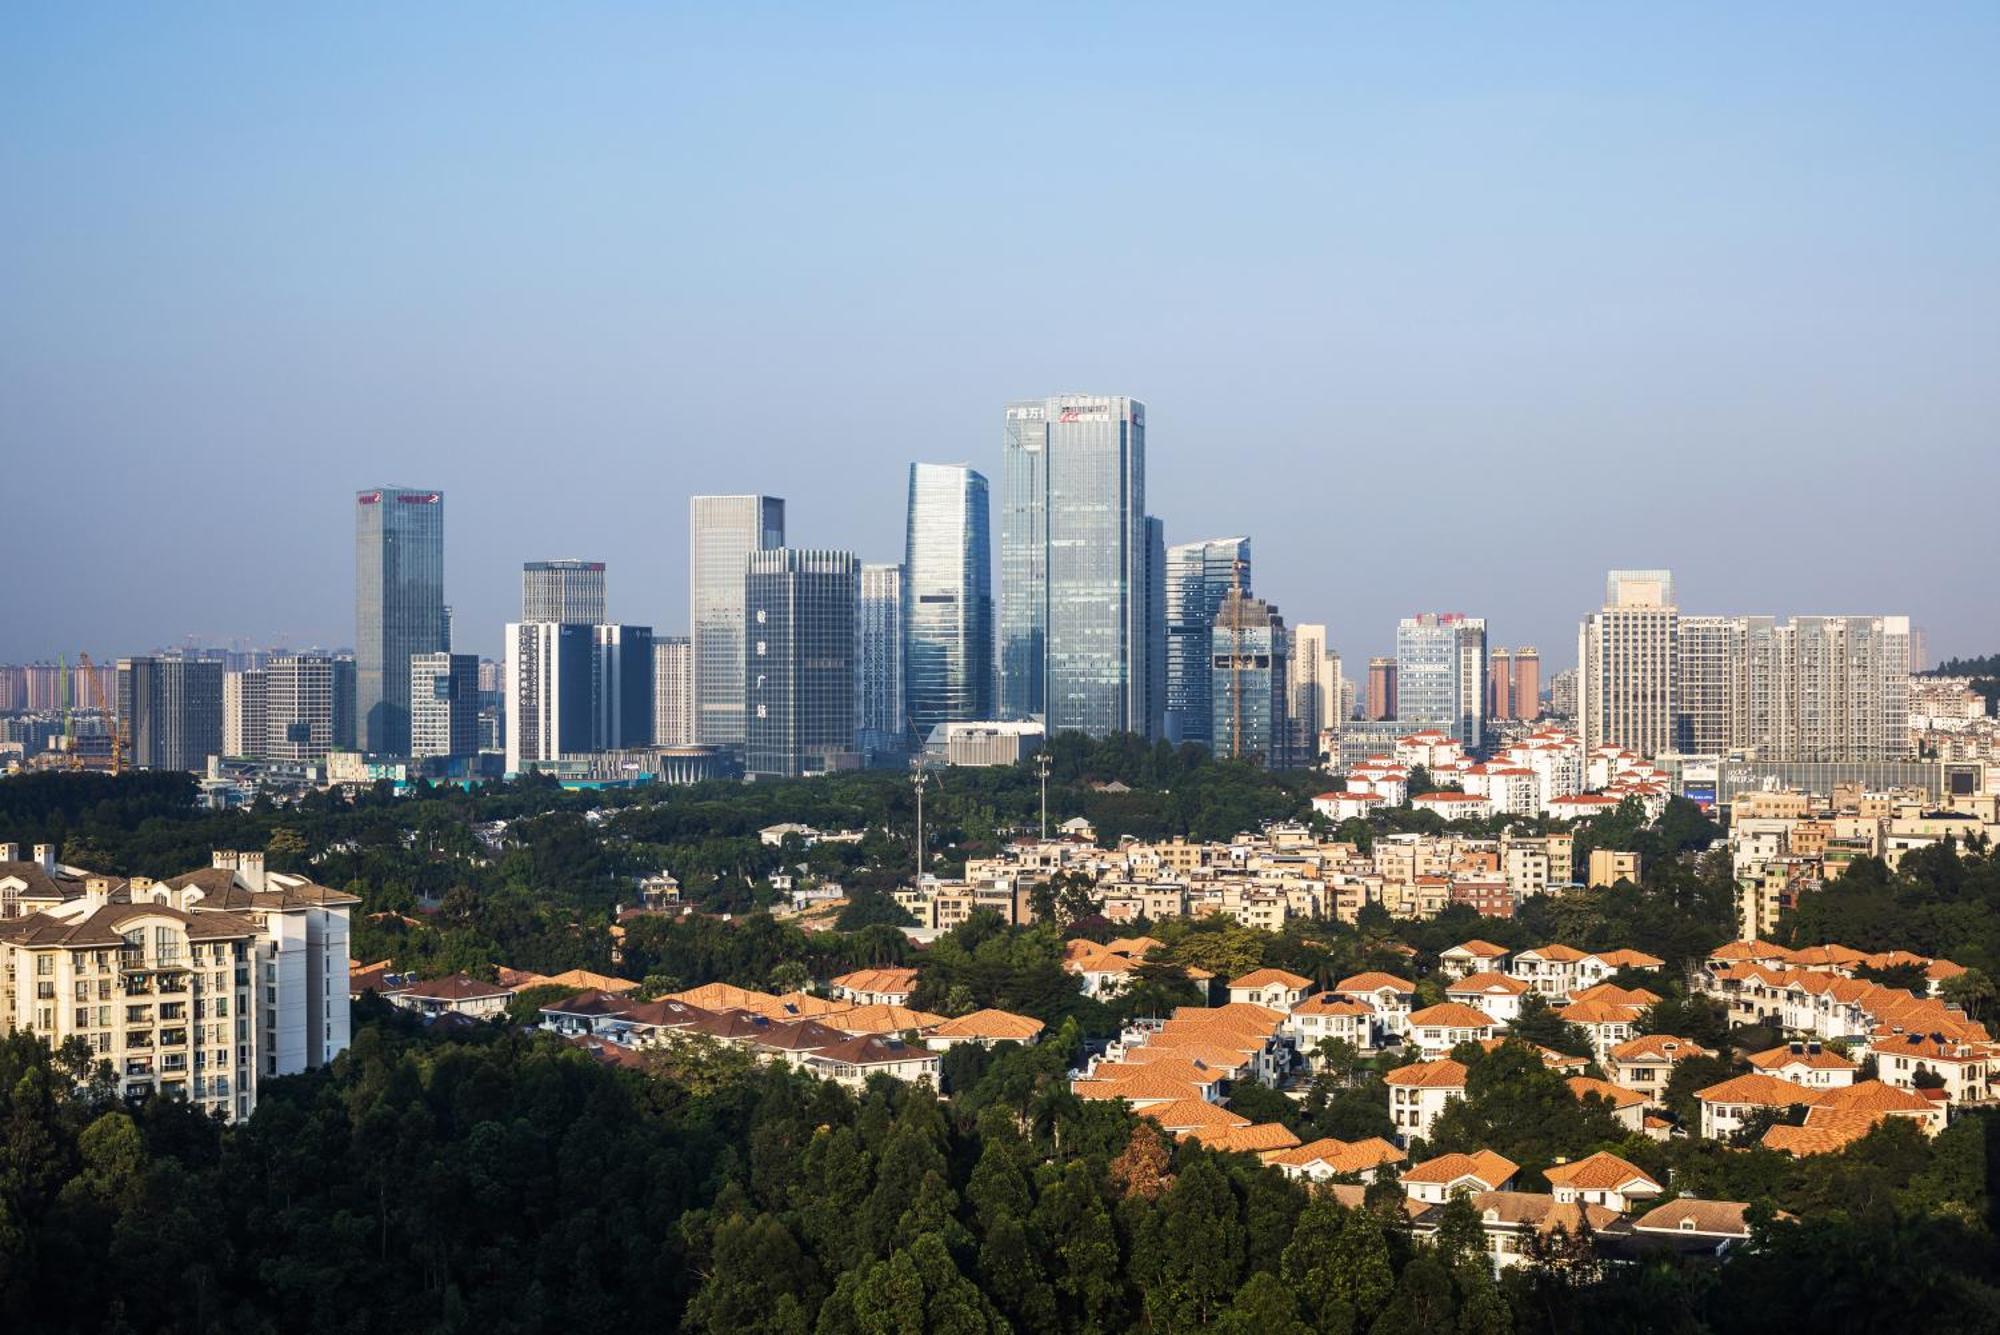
[[1210, 590, 1290, 767], [1578, 570, 1678, 757], [904, 463, 993, 737], [521, 560, 607, 625], [222, 668, 267, 758], [354, 487, 446, 755], [264, 655, 338, 762], [857, 562, 907, 764], [997, 395, 1155, 739], [1396, 613, 1487, 750], [410, 652, 481, 759], [689, 495, 785, 752], [744, 549, 860, 779], [504, 622, 594, 773], [1165, 537, 1251, 747], [1368, 657, 1398, 721], [1289, 622, 1340, 764], [652, 636, 693, 747], [591, 625, 655, 751], [117, 656, 223, 772]]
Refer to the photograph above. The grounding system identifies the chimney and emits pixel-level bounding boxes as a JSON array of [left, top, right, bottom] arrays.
[[33, 844, 55, 873], [0, 842, 17, 863], [130, 875, 154, 895], [239, 851, 266, 892], [212, 850, 239, 872], [84, 877, 111, 911]]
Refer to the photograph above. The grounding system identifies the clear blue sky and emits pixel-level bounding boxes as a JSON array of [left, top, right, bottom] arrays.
[[4, 4, 1996, 668]]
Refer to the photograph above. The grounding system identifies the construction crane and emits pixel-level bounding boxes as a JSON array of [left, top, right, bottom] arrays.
[[75, 652, 124, 775]]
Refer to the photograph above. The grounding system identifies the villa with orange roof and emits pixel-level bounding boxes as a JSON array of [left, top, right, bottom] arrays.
[[1401, 1149, 1519, 1203], [1544, 1151, 1662, 1213], [1284, 991, 1377, 1055], [1438, 939, 1512, 979], [1406, 1002, 1498, 1057], [1566, 1076, 1648, 1132], [1867, 1031, 1991, 1105], [1509, 943, 1591, 998], [1606, 1034, 1713, 1102], [1333, 972, 1417, 1038], [924, 1008, 1045, 1050], [1745, 1041, 1858, 1089], [1263, 1136, 1405, 1184], [1554, 998, 1641, 1059], [829, 966, 919, 1006], [1445, 971, 1531, 1024], [1227, 966, 1314, 1010], [1386, 1057, 1469, 1142]]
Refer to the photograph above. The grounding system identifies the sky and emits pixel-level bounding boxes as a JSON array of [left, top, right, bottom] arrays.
[[3, 3, 1997, 670]]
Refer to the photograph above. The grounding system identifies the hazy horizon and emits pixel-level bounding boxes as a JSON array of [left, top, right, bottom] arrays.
[[5, 5, 1996, 670]]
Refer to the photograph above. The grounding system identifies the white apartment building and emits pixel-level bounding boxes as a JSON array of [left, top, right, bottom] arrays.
[[0, 843, 358, 1118]]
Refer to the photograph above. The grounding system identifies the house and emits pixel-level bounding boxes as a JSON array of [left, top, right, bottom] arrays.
[[1386, 1058, 1469, 1143], [1745, 1041, 1858, 1089], [803, 1034, 940, 1089], [1405, 1002, 1498, 1057], [1334, 972, 1417, 1039], [1606, 1034, 1713, 1104], [1868, 1032, 1990, 1104], [1510, 944, 1590, 998], [829, 967, 920, 1006], [1544, 1151, 1662, 1213], [1262, 1136, 1406, 1184], [1184, 1122, 1302, 1154], [1413, 1192, 1625, 1270], [1445, 972, 1531, 1025], [824, 1003, 948, 1037], [1400, 1149, 1519, 1204], [1629, 1199, 1758, 1252], [1566, 1076, 1648, 1132], [1568, 982, 1662, 1007], [1227, 967, 1314, 1011], [1284, 992, 1377, 1056], [383, 973, 513, 1019], [1312, 791, 1387, 823], [1553, 999, 1640, 1059], [1694, 1072, 1819, 1139], [1438, 939, 1512, 980], [1809, 1079, 1946, 1134], [1412, 792, 1495, 822], [1134, 1099, 1248, 1134], [1577, 948, 1665, 988], [924, 1008, 1045, 1050]]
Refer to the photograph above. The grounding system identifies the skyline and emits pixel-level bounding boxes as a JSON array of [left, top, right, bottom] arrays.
[[5, 5, 1998, 665]]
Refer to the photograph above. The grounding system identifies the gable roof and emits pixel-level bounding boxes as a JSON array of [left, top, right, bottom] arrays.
[[1402, 1149, 1518, 1187], [1609, 1034, 1713, 1063], [1385, 1058, 1470, 1089], [930, 1008, 1045, 1042], [1408, 1002, 1499, 1029], [1229, 967, 1314, 990], [1543, 1151, 1659, 1192], [1335, 972, 1416, 994], [1566, 1076, 1647, 1111], [1631, 1199, 1756, 1237]]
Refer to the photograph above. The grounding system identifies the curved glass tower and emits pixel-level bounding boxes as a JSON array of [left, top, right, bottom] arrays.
[[904, 463, 993, 738]]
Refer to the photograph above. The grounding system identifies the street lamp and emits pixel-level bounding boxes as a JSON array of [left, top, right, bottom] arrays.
[[911, 759, 934, 885], [1034, 750, 1052, 841]]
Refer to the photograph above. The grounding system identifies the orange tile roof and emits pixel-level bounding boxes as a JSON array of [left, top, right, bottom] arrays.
[[830, 966, 919, 994], [825, 1003, 947, 1035], [1185, 1122, 1303, 1153], [1448, 971, 1530, 997], [1335, 972, 1416, 994], [1385, 1058, 1470, 1089], [1408, 1002, 1499, 1029], [1263, 1136, 1406, 1173], [1810, 1080, 1934, 1115], [1402, 1149, 1518, 1187], [1695, 1073, 1818, 1107], [1071, 1071, 1212, 1104], [1569, 983, 1662, 1006], [1521, 943, 1589, 962], [1762, 1111, 1884, 1156], [1556, 999, 1642, 1024], [1292, 992, 1374, 1017], [1631, 1199, 1757, 1235], [1543, 1150, 1658, 1192], [1133, 1098, 1249, 1130], [1746, 1044, 1858, 1073], [1589, 948, 1665, 969], [1609, 1034, 1712, 1063], [930, 1008, 1046, 1042], [1446, 939, 1511, 957], [1229, 967, 1313, 990], [1566, 1076, 1647, 1111]]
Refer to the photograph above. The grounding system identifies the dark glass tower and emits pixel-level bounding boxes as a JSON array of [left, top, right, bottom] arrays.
[[355, 486, 446, 755], [903, 463, 993, 738]]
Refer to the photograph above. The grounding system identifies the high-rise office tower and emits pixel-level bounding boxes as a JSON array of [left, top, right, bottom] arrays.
[[1367, 658, 1397, 720], [355, 487, 446, 755], [331, 655, 357, 751], [265, 655, 338, 762], [592, 625, 655, 751], [1488, 648, 1515, 721], [652, 636, 693, 747], [522, 560, 608, 625], [1210, 589, 1289, 767], [1164, 537, 1250, 747], [1577, 570, 1677, 757], [857, 563, 907, 762], [504, 622, 593, 774], [997, 395, 1153, 738], [744, 549, 859, 779], [116, 657, 223, 771], [1144, 515, 1167, 743], [903, 464, 993, 736], [1513, 647, 1541, 721], [1288, 623, 1339, 763], [690, 495, 785, 751], [1673, 617, 1739, 755], [223, 669, 267, 758], [1396, 613, 1487, 750], [410, 652, 481, 759]]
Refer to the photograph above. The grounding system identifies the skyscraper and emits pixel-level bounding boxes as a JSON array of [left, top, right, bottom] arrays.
[[355, 486, 446, 755], [1210, 589, 1289, 767], [504, 622, 593, 774], [744, 549, 859, 779], [410, 652, 480, 760], [591, 624, 655, 751], [1367, 658, 1397, 720], [265, 655, 338, 762], [1577, 570, 1678, 757], [652, 636, 693, 746], [1145, 516, 1167, 743], [1513, 647, 1541, 721], [1488, 647, 1515, 721], [223, 668, 267, 758], [903, 464, 993, 736], [997, 395, 1153, 739], [116, 656, 223, 771], [690, 495, 785, 751], [1164, 537, 1252, 747], [857, 563, 907, 762], [1396, 613, 1487, 750], [522, 560, 608, 625], [1288, 622, 1339, 763]]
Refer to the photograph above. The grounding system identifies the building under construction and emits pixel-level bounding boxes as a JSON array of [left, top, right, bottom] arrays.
[[1209, 587, 1290, 768]]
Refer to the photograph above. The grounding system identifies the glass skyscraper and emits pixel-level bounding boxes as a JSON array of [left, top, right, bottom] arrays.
[[997, 395, 1155, 738], [744, 549, 859, 779], [903, 463, 993, 738], [522, 560, 607, 624], [355, 486, 446, 755], [1395, 612, 1488, 751], [116, 656, 223, 771], [689, 495, 785, 751], [1165, 536, 1251, 747], [1209, 589, 1289, 767], [857, 563, 907, 763]]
